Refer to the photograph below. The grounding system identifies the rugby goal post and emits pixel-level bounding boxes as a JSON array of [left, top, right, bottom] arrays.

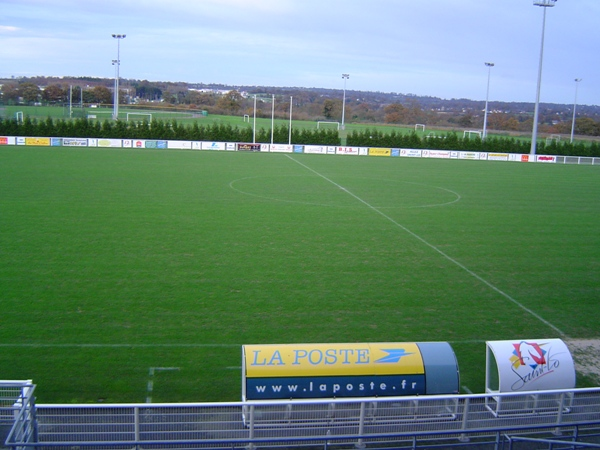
[[415, 124, 426, 132], [317, 121, 340, 130]]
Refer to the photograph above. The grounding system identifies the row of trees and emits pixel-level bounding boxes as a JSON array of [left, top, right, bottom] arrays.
[[3, 77, 600, 137], [1, 82, 119, 105], [347, 129, 600, 157], [0, 117, 341, 145], [2, 116, 598, 156]]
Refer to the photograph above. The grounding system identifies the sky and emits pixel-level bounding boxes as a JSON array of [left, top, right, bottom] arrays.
[[1, 0, 598, 106]]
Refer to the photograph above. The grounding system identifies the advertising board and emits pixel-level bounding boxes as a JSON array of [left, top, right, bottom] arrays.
[[537, 155, 557, 163], [336, 147, 360, 155], [400, 149, 422, 158], [368, 148, 391, 157], [237, 143, 261, 151], [62, 138, 88, 147], [201, 141, 226, 151], [25, 137, 51, 146], [486, 339, 575, 393], [97, 139, 123, 148], [422, 150, 452, 159], [268, 144, 294, 153], [243, 342, 459, 400], [168, 140, 192, 150]]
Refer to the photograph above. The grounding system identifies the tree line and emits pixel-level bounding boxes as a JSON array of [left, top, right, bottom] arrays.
[[2, 115, 599, 156], [3, 77, 600, 138], [0, 116, 340, 145], [347, 128, 600, 157]]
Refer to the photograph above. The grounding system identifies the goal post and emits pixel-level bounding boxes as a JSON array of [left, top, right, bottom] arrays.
[[317, 121, 340, 130], [126, 113, 153, 122]]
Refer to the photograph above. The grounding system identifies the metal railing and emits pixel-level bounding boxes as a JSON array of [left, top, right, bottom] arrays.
[[6, 387, 600, 449], [1, 381, 36, 450]]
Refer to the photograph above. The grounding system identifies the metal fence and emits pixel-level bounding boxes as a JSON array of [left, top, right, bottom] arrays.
[[5, 386, 600, 449], [556, 156, 600, 165], [1, 381, 36, 450]]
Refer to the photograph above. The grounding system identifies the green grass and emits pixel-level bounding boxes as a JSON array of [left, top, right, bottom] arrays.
[[1, 147, 599, 403]]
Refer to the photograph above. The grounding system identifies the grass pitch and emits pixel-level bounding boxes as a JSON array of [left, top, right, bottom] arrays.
[[1, 147, 599, 403]]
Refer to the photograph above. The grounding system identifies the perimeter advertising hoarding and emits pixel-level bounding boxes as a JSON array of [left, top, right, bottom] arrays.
[[303, 145, 329, 154], [243, 342, 459, 400], [237, 143, 261, 151], [201, 141, 226, 151], [336, 147, 360, 155], [369, 148, 391, 157], [63, 138, 88, 147], [97, 139, 123, 148], [25, 137, 51, 146], [401, 149, 422, 158], [0, 137, 15, 145], [422, 150, 453, 159], [536, 155, 557, 163], [486, 339, 575, 393], [167, 140, 192, 150], [268, 144, 294, 153], [487, 153, 509, 161]]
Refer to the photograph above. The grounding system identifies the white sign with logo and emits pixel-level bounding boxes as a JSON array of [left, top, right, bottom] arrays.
[[486, 339, 575, 393]]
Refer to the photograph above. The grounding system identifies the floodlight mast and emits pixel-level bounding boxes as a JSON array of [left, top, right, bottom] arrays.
[[341, 74, 349, 130], [570, 78, 582, 143], [530, 0, 556, 156], [483, 62, 494, 140], [112, 34, 126, 120]]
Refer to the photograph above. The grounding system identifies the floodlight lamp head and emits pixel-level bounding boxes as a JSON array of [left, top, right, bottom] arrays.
[[533, 0, 557, 7], [342, 74, 350, 79], [485, 62, 494, 67]]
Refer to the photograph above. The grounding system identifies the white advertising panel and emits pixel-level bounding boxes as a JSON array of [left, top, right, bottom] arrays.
[[0, 136, 16, 145], [336, 147, 360, 155], [304, 145, 328, 154], [226, 142, 236, 151], [269, 144, 294, 153], [400, 149, 422, 158], [486, 339, 575, 393], [201, 141, 226, 150], [97, 139, 122, 148], [168, 140, 192, 150], [537, 155, 557, 163], [488, 153, 509, 161], [459, 152, 481, 160], [62, 138, 88, 147], [423, 150, 452, 159]]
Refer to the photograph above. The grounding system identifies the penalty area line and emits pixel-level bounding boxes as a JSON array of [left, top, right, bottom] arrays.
[[285, 155, 566, 338]]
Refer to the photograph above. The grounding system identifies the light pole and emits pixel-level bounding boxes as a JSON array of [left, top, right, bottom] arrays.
[[112, 34, 126, 120], [483, 62, 494, 140], [341, 74, 349, 130], [530, 0, 556, 156], [570, 78, 582, 143], [253, 95, 257, 144], [289, 96, 293, 145], [270, 94, 275, 145]]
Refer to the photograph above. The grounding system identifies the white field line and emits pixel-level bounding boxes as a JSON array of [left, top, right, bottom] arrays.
[[286, 155, 567, 338], [147, 367, 180, 403]]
